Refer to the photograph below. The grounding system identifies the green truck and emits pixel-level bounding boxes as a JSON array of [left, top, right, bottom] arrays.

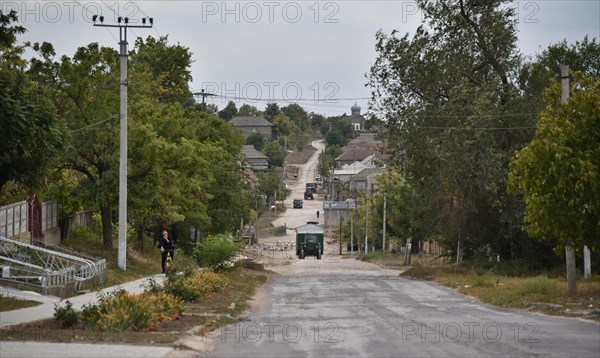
[[296, 222, 324, 259]]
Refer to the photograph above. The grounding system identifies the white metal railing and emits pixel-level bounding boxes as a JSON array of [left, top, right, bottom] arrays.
[[0, 236, 106, 294]]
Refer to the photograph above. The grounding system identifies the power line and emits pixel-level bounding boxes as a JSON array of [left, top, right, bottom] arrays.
[[74, 0, 118, 42], [68, 114, 119, 134], [410, 125, 537, 131], [211, 94, 372, 102]]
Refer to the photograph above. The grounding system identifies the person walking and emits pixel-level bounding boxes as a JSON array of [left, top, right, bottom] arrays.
[[316, 210, 320, 219], [158, 229, 175, 274]]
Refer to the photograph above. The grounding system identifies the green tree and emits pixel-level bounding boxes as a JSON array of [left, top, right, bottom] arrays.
[[28, 43, 121, 248], [281, 103, 308, 130], [264, 102, 280, 120], [367, 0, 536, 263], [245, 132, 266, 151], [237, 103, 262, 117], [218, 101, 238, 121], [0, 12, 62, 193], [262, 141, 286, 168], [130, 36, 193, 104], [509, 73, 600, 292]]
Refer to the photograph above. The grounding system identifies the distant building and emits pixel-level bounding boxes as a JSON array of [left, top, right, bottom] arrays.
[[345, 102, 367, 131], [334, 147, 389, 169], [348, 167, 387, 191], [343, 133, 386, 152], [230, 116, 274, 139], [241, 145, 269, 170]]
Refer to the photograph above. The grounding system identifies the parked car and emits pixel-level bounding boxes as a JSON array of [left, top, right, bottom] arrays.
[[293, 198, 303, 208]]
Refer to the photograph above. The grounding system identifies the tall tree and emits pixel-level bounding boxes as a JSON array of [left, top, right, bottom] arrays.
[[29, 43, 121, 248], [237, 103, 262, 117], [264, 102, 280, 120], [509, 73, 600, 293], [130, 36, 193, 104], [367, 0, 531, 263], [0, 12, 62, 193], [218, 101, 238, 120]]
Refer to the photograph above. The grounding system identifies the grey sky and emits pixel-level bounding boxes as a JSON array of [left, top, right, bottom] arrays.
[[4, 0, 599, 116]]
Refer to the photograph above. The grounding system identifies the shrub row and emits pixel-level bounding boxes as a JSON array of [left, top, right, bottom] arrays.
[[54, 289, 183, 331]]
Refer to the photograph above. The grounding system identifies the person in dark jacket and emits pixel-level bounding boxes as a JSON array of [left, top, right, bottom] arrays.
[[158, 229, 175, 273]]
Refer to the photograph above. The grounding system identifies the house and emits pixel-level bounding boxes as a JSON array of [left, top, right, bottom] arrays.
[[348, 167, 387, 191], [230, 116, 274, 139], [241, 145, 269, 170], [334, 147, 388, 169], [343, 133, 387, 152]]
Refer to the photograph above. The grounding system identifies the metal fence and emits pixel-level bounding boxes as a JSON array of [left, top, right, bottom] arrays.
[[42, 201, 58, 231], [0, 201, 28, 238], [0, 200, 59, 239]]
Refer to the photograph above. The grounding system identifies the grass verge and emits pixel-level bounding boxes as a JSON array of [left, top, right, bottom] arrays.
[[402, 265, 600, 321], [0, 295, 42, 312]]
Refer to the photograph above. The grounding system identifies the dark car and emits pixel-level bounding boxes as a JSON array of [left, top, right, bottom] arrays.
[[304, 189, 314, 200], [306, 182, 317, 193], [293, 198, 303, 208]]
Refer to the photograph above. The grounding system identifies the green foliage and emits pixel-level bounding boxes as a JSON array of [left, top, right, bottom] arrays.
[[237, 104, 262, 117], [218, 101, 238, 120], [281, 103, 309, 130], [272, 225, 287, 236], [509, 73, 600, 250], [262, 141, 286, 168], [81, 289, 182, 331], [321, 117, 353, 146], [53, 300, 79, 328], [245, 132, 266, 151], [0, 14, 62, 191], [130, 36, 193, 104], [365, 0, 562, 263], [264, 102, 280, 120], [518, 276, 558, 297], [194, 234, 242, 271], [148, 270, 229, 302]]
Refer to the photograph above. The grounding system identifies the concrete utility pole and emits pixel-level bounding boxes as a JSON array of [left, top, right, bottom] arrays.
[[382, 191, 387, 252], [364, 194, 369, 254], [561, 65, 577, 294], [93, 15, 154, 271]]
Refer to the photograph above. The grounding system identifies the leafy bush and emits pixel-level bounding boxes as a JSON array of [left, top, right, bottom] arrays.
[[80, 288, 182, 331], [272, 225, 287, 236], [161, 272, 201, 302], [194, 234, 242, 270], [159, 271, 229, 302], [54, 300, 78, 328]]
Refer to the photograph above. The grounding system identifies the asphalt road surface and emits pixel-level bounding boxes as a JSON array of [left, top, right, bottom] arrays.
[[206, 254, 600, 358], [206, 140, 600, 357]]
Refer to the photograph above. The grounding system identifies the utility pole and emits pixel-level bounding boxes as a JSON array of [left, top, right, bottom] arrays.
[[350, 199, 354, 255], [382, 191, 387, 252], [93, 15, 154, 271], [561, 65, 577, 294], [365, 193, 369, 254]]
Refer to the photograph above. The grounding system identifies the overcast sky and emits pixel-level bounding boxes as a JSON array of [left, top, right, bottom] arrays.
[[5, 0, 599, 116]]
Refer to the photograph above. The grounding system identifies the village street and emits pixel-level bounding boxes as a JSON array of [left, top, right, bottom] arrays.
[[205, 141, 600, 357]]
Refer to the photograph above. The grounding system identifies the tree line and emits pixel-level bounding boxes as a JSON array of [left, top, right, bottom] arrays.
[[366, 0, 599, 289]]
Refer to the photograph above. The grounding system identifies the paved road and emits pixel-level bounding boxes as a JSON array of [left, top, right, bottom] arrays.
[[207, 139, 600, 357], [206, 255, 600, 357]]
